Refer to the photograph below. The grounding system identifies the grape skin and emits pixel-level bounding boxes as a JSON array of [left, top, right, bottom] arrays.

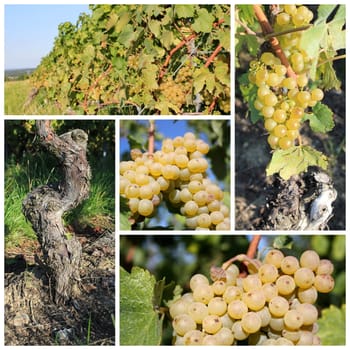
[[171, 246, 335, 345]]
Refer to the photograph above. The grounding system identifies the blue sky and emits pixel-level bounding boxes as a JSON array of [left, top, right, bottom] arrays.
[[5, 4, 90, 70]]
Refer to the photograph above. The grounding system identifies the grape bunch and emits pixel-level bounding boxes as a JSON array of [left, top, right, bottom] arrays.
[[248, 5, 324, 150], [120, 132, 230, 230], [170, 249, 334, 345]]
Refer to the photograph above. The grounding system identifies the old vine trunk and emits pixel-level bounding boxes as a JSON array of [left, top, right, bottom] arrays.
[[22, 120, 91, 304]]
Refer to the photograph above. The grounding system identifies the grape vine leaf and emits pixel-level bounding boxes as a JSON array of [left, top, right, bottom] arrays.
[[174, 4, 195, 18], [192, 8, 215, 33], [120, 196, 131, 230], [120, 266, 163, 345], [238, 73, 260, 123], [266, 146, 328, 180], [317, 304, 345, 345], [299, 5, 345, 88], [303, 102, 334, 133]]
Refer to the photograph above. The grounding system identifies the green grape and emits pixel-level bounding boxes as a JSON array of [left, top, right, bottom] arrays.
[[242, 289, 266, 311], [276, 275, 296, 295], [188, 302, 209, 323], [263, 92, 278, 106], [273, 124, 287, 138], [262, 282, 278, 302], [272, 109, 287, 123], [278, 136, 293, 150], [276, 12, 290, 26], [223, 286, 242, 303], [170, 297, 192, 318], [241, 312, 262, 334], [300, 250, 320, 271], [264, 249, 284, 268], [214, 327, 234, 345], [268, 296, 289, 317], [314, 274, 334, 293], [172, 314, 197, 336], [316, 259, 334, 275], [283, 309, 303, 330], [193, 284, 214, 304], [232, 320, 249, 340], [212, 280, 227, 296], [137, 199, 154, 216], [197, 213, 212, 228], [228, 300, 248, 319], [281, 255, 300, 275], [258, 263, 279, 283], [202, 315, 222, 334], [242, 274, 262, 292], [208, 297, 227, 316], [311, 88, 324, 101], [297, 286, 318, 304], [190, 273, 209, 291], [294, 267, 315, 288], [296, 303, 318, 326], [264, 118, 277, 132], [183, 330, 204, 345]]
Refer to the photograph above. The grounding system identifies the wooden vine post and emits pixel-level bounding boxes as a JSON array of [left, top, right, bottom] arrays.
[[22, 120, 91, 304]]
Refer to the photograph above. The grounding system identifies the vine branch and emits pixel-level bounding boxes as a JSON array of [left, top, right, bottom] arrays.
[[253, 4, 297, 79]]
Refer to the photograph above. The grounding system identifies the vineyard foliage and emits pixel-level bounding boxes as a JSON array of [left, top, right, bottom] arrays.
[[28, 4, 230, 115], [235, 5, 345, 179]]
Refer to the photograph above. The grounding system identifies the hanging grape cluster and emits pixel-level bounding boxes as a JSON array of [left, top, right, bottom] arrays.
[[249, 5, 324, 150], [170, 249, 334, 345], [120, 132, 230, 230]]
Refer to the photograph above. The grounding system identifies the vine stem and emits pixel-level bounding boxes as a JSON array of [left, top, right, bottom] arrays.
[[253, 5, 297, 79], [246, 235, 261, 259], [148, 120, 155, 155]]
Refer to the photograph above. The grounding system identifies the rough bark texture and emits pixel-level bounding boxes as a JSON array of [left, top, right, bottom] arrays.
[[22, 121, 91, 304], [259, 167, 337, 230]]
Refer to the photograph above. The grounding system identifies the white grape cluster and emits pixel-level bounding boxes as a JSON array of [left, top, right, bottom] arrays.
[[249, 5, 324, 150], [170, 249, 334, 345], [120, 132, 230, 230]]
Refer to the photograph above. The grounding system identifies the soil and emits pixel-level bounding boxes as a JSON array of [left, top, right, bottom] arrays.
[[235, 62, 345, 231], [4, 224, 115, 346]]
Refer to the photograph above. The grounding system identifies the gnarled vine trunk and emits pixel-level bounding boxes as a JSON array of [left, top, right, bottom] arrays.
[[22, 120, 91, 304]]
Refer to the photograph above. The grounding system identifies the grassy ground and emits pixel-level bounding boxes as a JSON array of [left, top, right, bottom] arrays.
[[5, 154, 115, 249], [4, 80, 32, 115]]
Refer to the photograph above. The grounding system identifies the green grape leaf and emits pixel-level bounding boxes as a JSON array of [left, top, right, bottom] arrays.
[[272, 236, 293, 250], [142, 64, 159, 91], [192, 8, 215, 33], [303, 102, 334, 133], [266, 146, 328, 180], [148, 20, 161, 37], [106, 12, 118, 31], [214, 61, 230, 87], [317, 305, 345, 345], [238, 73, 260, 124], [174, 5, 195, 18], [216, 29, 230, 51], [120, 266, 163, 345]]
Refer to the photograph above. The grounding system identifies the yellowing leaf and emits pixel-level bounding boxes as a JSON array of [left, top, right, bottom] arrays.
[[266, 146, 328, 180], [142, 64, 158, 91], [192, 8, 215, 33]]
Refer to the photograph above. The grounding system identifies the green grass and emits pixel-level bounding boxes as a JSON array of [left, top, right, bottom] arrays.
[[5, 80, 63, 115], [5, 155, 115, 248], [5, 80, 32, 115]]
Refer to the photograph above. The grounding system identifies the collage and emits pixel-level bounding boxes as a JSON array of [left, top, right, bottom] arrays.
[[1, 1, 346, 347]]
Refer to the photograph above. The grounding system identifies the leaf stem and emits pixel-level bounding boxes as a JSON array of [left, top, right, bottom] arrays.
[[148, 120, 155, 155], [317, 54, 346, 67], [264, 25, 311, 39], [253, 5, 296, 79]]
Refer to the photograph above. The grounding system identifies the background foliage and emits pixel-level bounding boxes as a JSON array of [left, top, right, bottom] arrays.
[[120, 235, 345, 345], [119, 119, 230, 230], [5, 120, 115, 247], [26, 4, 230, 115]]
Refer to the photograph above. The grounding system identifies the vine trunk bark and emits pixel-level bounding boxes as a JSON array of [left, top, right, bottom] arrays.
[[22, 120, 91, 304]]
